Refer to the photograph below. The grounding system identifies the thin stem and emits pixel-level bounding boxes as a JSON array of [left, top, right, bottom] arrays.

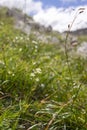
[[64, 10, 80, 83]]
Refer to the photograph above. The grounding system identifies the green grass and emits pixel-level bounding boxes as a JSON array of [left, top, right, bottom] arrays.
[[0, 8, 87, 130]]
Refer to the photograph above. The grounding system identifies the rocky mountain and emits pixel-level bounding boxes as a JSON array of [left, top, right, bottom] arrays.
[[69, 28, 87, 36], [6, 8, 52, 33], [0, 6, 87, 57], [5, 7, 61, 44], [64, 28, 87, 36]]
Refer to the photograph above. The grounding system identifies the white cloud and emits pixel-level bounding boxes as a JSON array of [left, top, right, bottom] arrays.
[[0, 0, 87, 32], [0, 0, 42, 14], [33, 6, 87, 32]]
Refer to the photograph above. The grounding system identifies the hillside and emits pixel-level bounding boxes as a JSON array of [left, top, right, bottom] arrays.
[[70, 28, 87, 35], [4, 7, 61, 44], [0, 7, 87, 130]]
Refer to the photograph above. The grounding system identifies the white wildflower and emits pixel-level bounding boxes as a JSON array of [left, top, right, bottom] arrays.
[[12, 73, 15, 76], [33, 62, 36, 65], [0, 22, 4, 25], [8, 71, 12, 75], [32, 40, 38, 44], [41, 84, 45, 88], [9, 58, 12, 61], [20, 37, 23, 40], [30, 73, 35, 77], [35, 78, 39, 82], [13, 39, 15, 43], [73, 85, 80, 89], [0, 61, 5, 65], [35, 45, 38, 49], [35, 68, 42, 74], [19, 48, 22, 52], [15, 36, 18, 40], [35, 49, 37, 52]]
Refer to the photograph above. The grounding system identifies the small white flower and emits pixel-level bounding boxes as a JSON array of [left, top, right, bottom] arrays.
[[33, 62, 36, 65], [15, 36, 18, 40], [35, 68, 42, 74], [73, 85, 80, 89], [35, 45, 38, 49], [8, 71, 12, 74], [32, 40, 38, 44], [9, 58, 12, 61], [0, 61, 5, 65], [30, 73, 35, 77], [13, 39, 15, 42], [20, 37, 23, 40], [0, 22, 4, 25], [19, 48, 22, 52], [35, 49, 37, 52], [41, 84, 45, 88], [12, 73, 15, 76], [35, 78, 39, 82]]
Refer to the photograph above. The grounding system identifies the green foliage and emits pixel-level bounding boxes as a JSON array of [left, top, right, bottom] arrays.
[[0, 9, 87, 130]]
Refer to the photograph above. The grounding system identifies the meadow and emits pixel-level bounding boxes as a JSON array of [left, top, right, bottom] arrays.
[[0, 8, 87, 130]]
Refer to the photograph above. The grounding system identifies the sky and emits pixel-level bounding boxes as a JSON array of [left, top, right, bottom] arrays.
[[0, 0, 87, 32], [35, 0, 87, 8]]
